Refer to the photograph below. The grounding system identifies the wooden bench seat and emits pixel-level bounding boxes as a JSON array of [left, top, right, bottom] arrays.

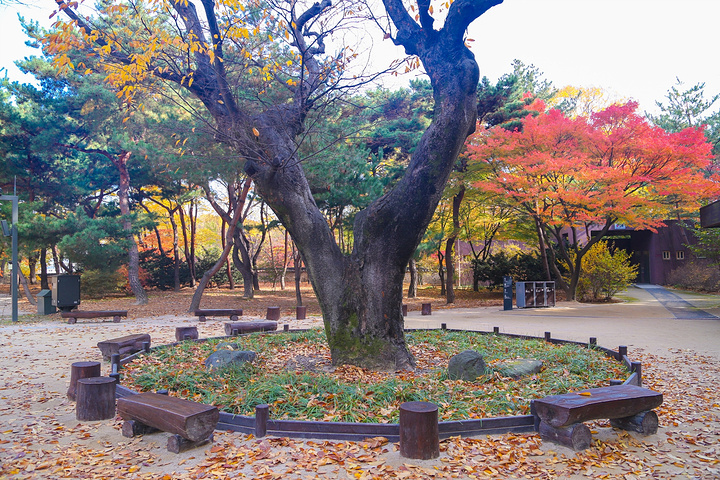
[[194, 308, 243, 322], [62, 310, 127, 324], [224, 320, 277, 336], [533, 384, 663, 450], [97, 333, 151, 361], [117, 392, 219, 453]]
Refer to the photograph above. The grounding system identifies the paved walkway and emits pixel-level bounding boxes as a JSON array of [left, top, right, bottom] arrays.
[[404, 285, 720, 359]]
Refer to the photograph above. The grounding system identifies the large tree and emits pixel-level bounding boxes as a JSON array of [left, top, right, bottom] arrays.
[[46, 0, 502, 370]]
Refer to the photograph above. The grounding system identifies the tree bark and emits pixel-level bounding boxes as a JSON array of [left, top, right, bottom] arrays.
[[113, 151, 148, 305], [40, 248, 49, 290], [293, 245, 303, 306]]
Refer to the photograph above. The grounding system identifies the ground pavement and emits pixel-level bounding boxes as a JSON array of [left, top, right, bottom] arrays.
[[0, 286, 718, 479]]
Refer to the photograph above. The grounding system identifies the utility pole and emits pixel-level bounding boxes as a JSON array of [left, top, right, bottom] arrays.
[[1, 190, 19, 323]]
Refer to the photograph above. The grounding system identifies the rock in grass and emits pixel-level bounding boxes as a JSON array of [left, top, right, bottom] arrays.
[[495, 358, 543, 379], [216, 342, 243, 351], [448, 350, 486, 381], [205, 350, 256, 371]]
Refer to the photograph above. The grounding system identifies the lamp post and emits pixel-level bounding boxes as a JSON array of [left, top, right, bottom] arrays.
[[0, 193, 19, 323]]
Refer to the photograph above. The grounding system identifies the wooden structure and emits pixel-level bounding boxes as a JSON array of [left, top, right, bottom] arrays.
[[295, 306, 307, 320], [67, 361, 101, 401], [97, 333, 151, 361], [62, 310, 127, 324], [194, 309, 243, 322], [266, 306, 281, 320], [175, 326, 199, 342], [533, 384, 662, 450], [399, 401, 440, 459], [224, 321, 277, 336], [117, 392, 219, 453], [76, 377, 116, 421], [421, 303, 432, 315]]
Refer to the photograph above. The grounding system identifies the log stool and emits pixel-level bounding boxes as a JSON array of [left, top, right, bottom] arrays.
[[399, 401, 439, 460], [295, 306, 307, 320], [266, 306, 281, 321], [67, 361, 101, 401], [76, 377, 116, 421], [421, 303, 432, 315], [175, 326, 199, 342], [402, 304, 408, 316]]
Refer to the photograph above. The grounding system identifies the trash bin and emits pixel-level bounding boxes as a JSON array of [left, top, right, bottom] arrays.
[[37, 289, 56, 315], [51, 274, 81, 311]]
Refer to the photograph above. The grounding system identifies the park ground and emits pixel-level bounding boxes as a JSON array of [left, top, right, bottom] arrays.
[[0, 284, 718, 479]]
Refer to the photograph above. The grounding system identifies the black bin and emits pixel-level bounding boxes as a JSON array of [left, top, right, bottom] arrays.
[[51, 274, 81, 311]]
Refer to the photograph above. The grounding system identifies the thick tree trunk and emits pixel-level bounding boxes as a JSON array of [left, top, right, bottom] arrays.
[[408, 258, 418, 298], [232, 230, 255, 298], [113, 152, 148, 305], [221, 220, 235, 289], [437, 250, 446, 297]]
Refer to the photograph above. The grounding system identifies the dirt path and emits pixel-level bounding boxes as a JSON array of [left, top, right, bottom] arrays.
[[0, 288, 719, 479]]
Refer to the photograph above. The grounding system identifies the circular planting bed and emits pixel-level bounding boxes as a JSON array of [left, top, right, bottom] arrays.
[[120, 328, 627, 434]]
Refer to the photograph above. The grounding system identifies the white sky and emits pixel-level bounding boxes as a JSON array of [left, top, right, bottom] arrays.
[[1, 0, 719, 114]]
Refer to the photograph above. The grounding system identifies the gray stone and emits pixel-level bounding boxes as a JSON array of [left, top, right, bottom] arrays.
[[495, 359, 543, 379], [216, 342, 243, 350], [205, 350, 257, 371], [447, 350, 486, 381]]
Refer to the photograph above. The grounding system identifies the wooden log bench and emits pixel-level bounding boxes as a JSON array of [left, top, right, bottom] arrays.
[[117, 392, 219, 453], [224, 321, 277, 336], [97, 333, 151, 361], [194, 309, 243, 322], [533, 384, 663, 450], [62, 310, 127, 324]]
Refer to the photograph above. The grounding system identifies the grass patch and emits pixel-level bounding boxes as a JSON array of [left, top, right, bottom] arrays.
[[122, 329, 625, 423]]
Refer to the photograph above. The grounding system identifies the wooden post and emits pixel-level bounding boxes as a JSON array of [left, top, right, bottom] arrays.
[[631, 361, 642, 386], [493, 326, 500, 334], [544, 332, 551, 342], [111, 354, 121, 371], [76, 377, 116, 421], [589, 337, 597, 346], [296, 306, 307, 320], [618, 345, 628, 361], [609, 379, 623, 386], [421, 303, 432, 315], [283, 324, 289, 332], [143, 341, 151, 353], [399, 401, 439, 460], [67, 361, 101, 401], [401, 304, 408, 316], [255, 404, 269, 438], [441, 323, 447, 330], [109, 372, 120, 384], [266, 306, 281, 320], [175, 326, 199, 342]]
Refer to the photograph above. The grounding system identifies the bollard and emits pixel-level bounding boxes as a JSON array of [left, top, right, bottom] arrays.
[[255, 404, 269, 438], [295, 306, 307, 320], [399, 401, 439, 460], [421, 303, 432, 316], [67, 361, 101, 401], [266, 307, 281, 321]]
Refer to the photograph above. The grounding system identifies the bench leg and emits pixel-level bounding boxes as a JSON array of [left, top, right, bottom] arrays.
[[167, 433, 213, 453], [229, 315, 238, 321], [67, 317, 77, 324], [122, 419, 160, 438], [113, 316, 122, 323], [539, 421, 592, 450], [198, 315, 206, 323], [610, 410, 658, 435]]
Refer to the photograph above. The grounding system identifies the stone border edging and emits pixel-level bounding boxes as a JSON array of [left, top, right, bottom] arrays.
[[114, 327, 641, 442]]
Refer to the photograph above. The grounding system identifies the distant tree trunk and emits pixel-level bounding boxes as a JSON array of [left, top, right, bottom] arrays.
[[445, 186, 465, 304], [221, 220, 235, 289], [179, 205, 195, 287], [188, 200, 243, 312], [408, 258, 418, 298], [28, 255, 37, 285], [232, 231, 255, 298], [53, 246, 72, 273], [438, 250, 446, 297], [293, 245, 303, 306], [40, 249, 49, 290], [112, 151, 147, 305], [535, 217, 552, 282], [139, 201, 167, 256], [280, 230, 289, 290], [169, 213, 181, 291], [18, 268, 36, 306], [252, 203, 268, 291]]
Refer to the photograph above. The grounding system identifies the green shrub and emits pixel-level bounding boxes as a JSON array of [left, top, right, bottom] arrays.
[[573, 241, 637, 301], [79, 268, 127, 298]]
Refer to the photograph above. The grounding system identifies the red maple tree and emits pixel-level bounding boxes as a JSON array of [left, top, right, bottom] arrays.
[[468, 101, 718, 299]]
